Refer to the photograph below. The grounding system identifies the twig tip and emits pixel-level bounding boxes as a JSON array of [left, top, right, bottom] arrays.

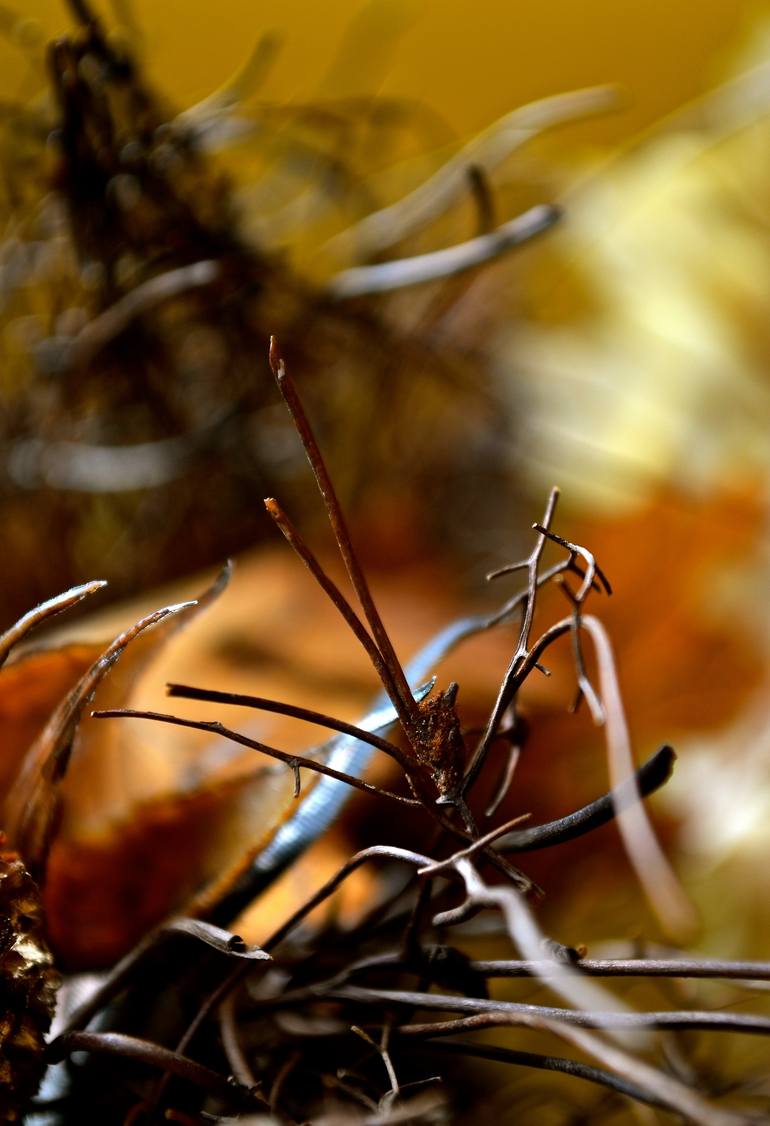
[[268, 336, 283, 378]]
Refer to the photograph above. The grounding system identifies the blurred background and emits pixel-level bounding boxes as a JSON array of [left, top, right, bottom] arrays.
[[2, 0, 770, 1117], [2, 0, 768, 600]]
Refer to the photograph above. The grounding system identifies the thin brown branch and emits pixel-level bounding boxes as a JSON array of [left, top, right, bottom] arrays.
[[417, 1039, 675, 1115], [516, 488, 560, 662], [392, 1015, 746, 1126], [269, 339, 418, 728], [264, 844, 433, 953], [93, 708, 422, 807], [264, 497, 412, 724], [166, 682, 412, 772], [470, 957, 770, 981], [333, 987, 770, 1036], [484, 741, 521, 818], [533, 524, 612, 601], [459, 491, 560, 794], [49, 1032, 259, 1108], [418, 814, 532, 875], [461, 615, 573, 797]]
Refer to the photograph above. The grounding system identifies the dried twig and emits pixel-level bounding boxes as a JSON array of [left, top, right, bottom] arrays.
[[471, 957, 770, 982], [393, 1013, 748, 1126], [94, 708, 423, 808], [48, 1031, 260, 1109], [0, 580, 106, 668]]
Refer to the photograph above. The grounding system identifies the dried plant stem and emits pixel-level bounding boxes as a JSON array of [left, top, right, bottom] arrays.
[[484, 741, 521, 818], [166, 683, 413, 773], [393, 1014, 747, 1126], [441, 859, 638, 1046], [494, 745, 675, 852], [421, 1039, 676, 1115], [264, 497, 412, 729], [49, 1032, 258, 1108], [462, 615, 573, 798], [218, 993, 261, 1091], [471, 957, 770, 981], [462, 490, 561, 794], [326, 86, 617, 261], [336, 988, 770, 1037], [580, 614, 696, 939], [269, 339, 418, 729], [94, 709, 422, 808]]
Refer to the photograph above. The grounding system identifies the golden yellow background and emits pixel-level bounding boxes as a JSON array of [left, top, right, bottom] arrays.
[[5, 0, 764, 142]]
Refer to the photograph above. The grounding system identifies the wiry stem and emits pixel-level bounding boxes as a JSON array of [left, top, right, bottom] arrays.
[[269, 338, 418, 729], [462, 489, 560, 795], [264, 497, 417, 737], [166, 682, 412, 772], [49, 1032, 259, 1108], [94, 708, 422, 807]]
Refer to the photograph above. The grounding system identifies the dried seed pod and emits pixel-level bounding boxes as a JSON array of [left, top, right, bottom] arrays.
[[0, 840, 60, 1122]]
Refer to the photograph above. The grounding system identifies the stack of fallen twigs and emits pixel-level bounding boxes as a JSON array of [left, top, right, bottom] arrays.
[[1, 343, 759, 1124]]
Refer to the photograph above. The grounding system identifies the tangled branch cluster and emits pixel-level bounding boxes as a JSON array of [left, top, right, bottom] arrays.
[[22, 343, 767, 1125]]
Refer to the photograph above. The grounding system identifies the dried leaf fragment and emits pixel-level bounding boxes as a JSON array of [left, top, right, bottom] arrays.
[[0, 839, 59, 1122]]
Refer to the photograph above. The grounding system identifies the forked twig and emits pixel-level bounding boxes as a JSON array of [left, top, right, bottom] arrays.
[[462, 489, 560, 795], [94, 708, 423, 808]]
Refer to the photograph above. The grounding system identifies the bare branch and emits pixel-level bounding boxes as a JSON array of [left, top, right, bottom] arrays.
[[269, 340, 418, 728], [392, 1013, 747, 1126], [495, 745, 675, 852], [93, 708, 423, 808], [166, 682, 412, 772], [49, 1032, 259, 1108], [471, 957, 770, 982]]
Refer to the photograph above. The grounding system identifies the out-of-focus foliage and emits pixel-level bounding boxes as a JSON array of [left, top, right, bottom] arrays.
[[0, 2, 542, 619], [511, 49, 770, 511]]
